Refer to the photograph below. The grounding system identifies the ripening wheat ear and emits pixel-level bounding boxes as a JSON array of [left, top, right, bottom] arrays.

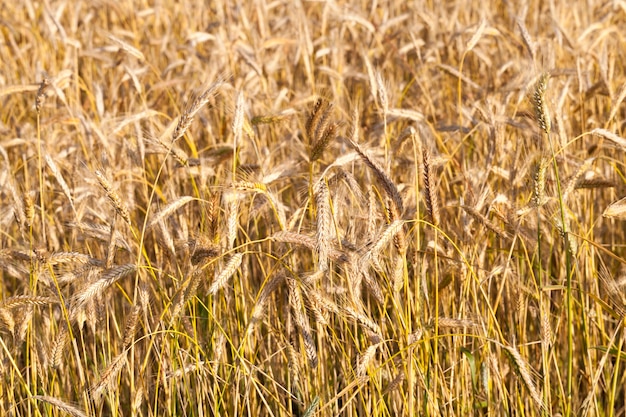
[[503, 345, 545, 411], [89, 352, 128, 402], [208, 252, 244, 295], [73, 264, 137, 308], [306, 97, 337, 162], [30, 396, 87, 417], [422, 149, 440, 226], [287, 277, 318, 368], [348, 138, 404, 218], [532, 157, 549, 207], [94, 170, 132, 225], [532, 72, 551, 134], [314, 178, 331, 272], [35, 75, 51, 114], [172, 77, 226, 143]]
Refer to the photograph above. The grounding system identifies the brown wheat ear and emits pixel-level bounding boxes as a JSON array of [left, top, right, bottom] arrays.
[[422, 149, 440, 226], [307, 97, 337, 162]]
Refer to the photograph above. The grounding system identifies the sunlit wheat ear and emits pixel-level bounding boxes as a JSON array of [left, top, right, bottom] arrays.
[[343, 300, 382, 337], [356, 342, 381, 377], [73, 264, 136, 308], [31, 396, 87, 417], [540, 302, 553, 347], [375, 70, 389, 116], [392, 253, 404, 294], [232, 90, 245, 145], [532, 157, 549, 207], [5, 177, 26, 229], [302, 287, 329, 326], [35, 75, 51, 114], [591, 127, 626, 150], [427, 317, 477, 330], [503, 345, 545, 411], [314, 178, 331, 272], [348, 138, 403, 216], [365, 220, 405, 270], [422, 149, 440, 226], [147, 196, 196, 229], [516, 17, 536, 61], [0, 295, 55, 309], [287, 277, 318, 368], [51, 325, 70, 369], [209, 252, 244, 295], [172, 78, 225, 143], [603, 196, 626, 219], [247, 273, 284, 336], [306, 97, 337, 162], [271, 231, 349, 264], [122, 304, 141, 349], [598, 264, 626, 317], [90, 351, 127, 402], [461, 205, 511, 240], [45, 153, 75, 216], [562, 157, 595, 201], [532, 72, 551, 134], [94, 170, 132, 225], [0, 308, 15, 335]]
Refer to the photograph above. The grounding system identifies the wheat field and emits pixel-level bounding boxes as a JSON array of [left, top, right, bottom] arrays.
[[1, 0, 626, 416]]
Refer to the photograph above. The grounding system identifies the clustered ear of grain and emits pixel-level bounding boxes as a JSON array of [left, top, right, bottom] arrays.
[[2, 1, 626, 416]]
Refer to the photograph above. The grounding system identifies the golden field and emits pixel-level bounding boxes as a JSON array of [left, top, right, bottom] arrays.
[[1, 0, 626, 416]]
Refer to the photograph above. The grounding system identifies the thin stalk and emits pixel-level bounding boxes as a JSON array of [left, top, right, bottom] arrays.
[[546, 130, 573, 416]]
